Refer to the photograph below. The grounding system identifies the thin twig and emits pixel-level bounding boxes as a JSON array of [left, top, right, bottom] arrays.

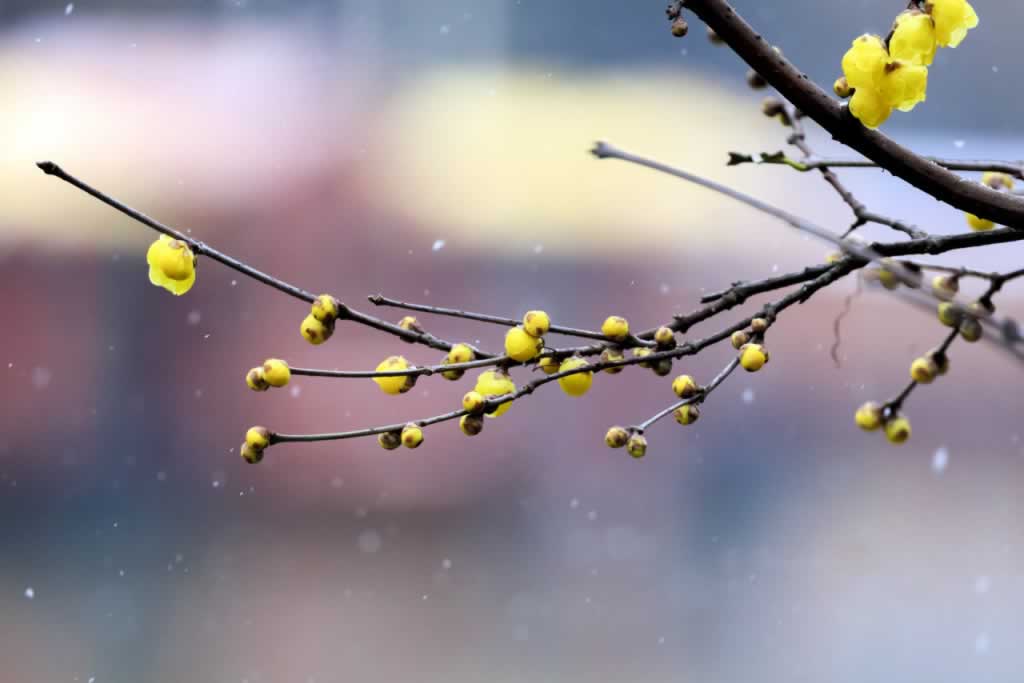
[[634, 357, 740, 432]]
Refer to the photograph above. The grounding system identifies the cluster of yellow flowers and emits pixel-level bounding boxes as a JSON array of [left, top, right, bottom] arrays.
[[965, 172, 1015, 231], [731, 317, 771, 372], [837, 0, 978, 128], [854, 402, 911, 444], [246, 358, 291, 392], [146, 235, 197, 296], [301, 294, 341, 345]]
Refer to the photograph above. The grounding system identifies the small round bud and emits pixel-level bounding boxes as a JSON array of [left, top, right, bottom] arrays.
[[462, 391, 486, 414], [459, 414, 484, 436], [673, 404, 700, 426], [240, 442, 264, 464], [706, 25, 724, 44], [311, 294, 340, 323], [651, 358, 673, 377], [505, 326, 543, 362], [654, 326, 676, 349], [746, 69, 767, 89], [854, 402, 882, 431], [474, 370, 516, 418], [937, 302, 963, 328], [876, 268, 899, 290], [246, 367, 270, 392], [910, 356, 938, 384], [632, 347, 654, 368], [441, 343, 475, 381], [245, 426, 270, 452], [670, 18, 688, 37], [401, 423, 424, 449], [601, 316, 630, 342], [397, 315, 424, 341], [885, 415, 911, 444], [626, 434, 648, 459], [378, 431, 401, 451], [262, 358, 291, 388], [968, 299, 995, 319], [373, 356, 415, 395], [931, 274, 959, 301], [600, 348, 626, 374], [833, 76, 853, 99], [537, 356, 560, 375], [301, 314, 334, 345], [982, 172, 1014, 191], [929, 350, 950, 376], [761, 97, 784, 118], [966, 213, 995, 231], [522, 310, 551, 338], [730, 331, 750, 349], [605, 426, 630, 449], [959, 316, 983, 342], [557, 356, 594, 397], [739, 343, 768, 372], [750, 318, 769, 334], [671, 374, 699, 399]]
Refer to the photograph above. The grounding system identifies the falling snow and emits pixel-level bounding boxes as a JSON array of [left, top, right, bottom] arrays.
[[24, 587, 34, 600], [931, 447, 949, 474], [432, 239, 446, 252]]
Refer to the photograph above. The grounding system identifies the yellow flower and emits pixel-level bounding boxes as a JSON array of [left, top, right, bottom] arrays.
[[522, 310, 551, 338], [474, 370, 516, 417], [245, 426, 270, 451], [601, 316, 630, 342], [373, 356, 415, 395], [885, 415, 911, 444], [890, 10, 937, 65], [931, 274, 958, 300], [246, 367, 270, 392], [240, 443, 264, 464], [879, 61, 928, 112], [959, 316, 983, 342], [849, 86, 893, 128], [855, 402, 882, 431], [739, 343, 769, 372], [600, 348, 625, 374], [926, 0, 978, 48], [982, 172, 1014, 191], [462, 390, 486, 414], [505, 326, 543, 362], [841, 34, 888, 90], [441, 343, 475, 381], [537, 356, 560, 375], [937, 302, 962, 327], [673, 404, 700, 426], [966, 213, 995, 231], [262, 358, 291, 387], [626, 434, 648, 459], [910, 356, 938, 384], [311, 294, 340, 323], [459, 415, 484, 436], [557, 357, 593, 397], [146, 235, 196, 295]]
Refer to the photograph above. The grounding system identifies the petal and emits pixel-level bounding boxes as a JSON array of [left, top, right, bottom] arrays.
[[167, 267, 196, 296]]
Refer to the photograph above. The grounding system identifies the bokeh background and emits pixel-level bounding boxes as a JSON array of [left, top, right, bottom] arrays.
[[3, 1, 1024, 681]]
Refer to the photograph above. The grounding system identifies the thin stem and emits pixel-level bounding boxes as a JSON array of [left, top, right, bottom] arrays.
[[288, 356, 504, 379], [728, 152, 1024, 179], [271, 408, 468, 444], [634, 357, 740, 432], [885, 327, 959, 412]]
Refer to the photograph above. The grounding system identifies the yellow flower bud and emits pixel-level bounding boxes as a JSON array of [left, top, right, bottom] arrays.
[[246, 367, 270, 392], [750, 318, 769, 334], [240, 442, 264, 464], [651, 358, 673, 377], [730, 330, 750, 349], [557, 357, 593, 397], [245, 426, 270, 451], [885, 415, 911, 444], [601, 316, 630, 342], [982, 172, 1014, 191], [537, 356, 560, 375], [397, 316, 424, 341], [927, 0, 979, 48], [670, 17, 688, 37], [931, 274, 959, 300], [739, 343, 769, 372], [373, 356, 415, 395], [459, 414, 484, 436], [505, 326, 543, 362], [910, 356, 938, 384], [262, 358, 291, 388], [626, 434, 648, 459], [401, 423, 424, 449], [966, 213, 995, 231], [300, 314, 334, 345], [441, 343, 475, 381], [632, 347, 654, 368], [311, 294, 340, 323], [671, 374, 699, 399], [654, 326, 676, 348], [522, 310, 551, 338], [876, 267, 899, 290], [968, 300, 995, 319], [937, 302, 962, 328], [959, 316, 983, 342], [833, 76, 852, 99], [378, 431, 401, 450], [600, 348, 626, 374], [462, 390, 486, 414], [474, 370, 516, 417], [605, 426, 630, 449], [673, 404, 700, 426], [855, 401, 883, 431]]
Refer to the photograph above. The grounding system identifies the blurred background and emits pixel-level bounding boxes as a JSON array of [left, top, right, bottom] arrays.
[[3, 1, 1024, 681]]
